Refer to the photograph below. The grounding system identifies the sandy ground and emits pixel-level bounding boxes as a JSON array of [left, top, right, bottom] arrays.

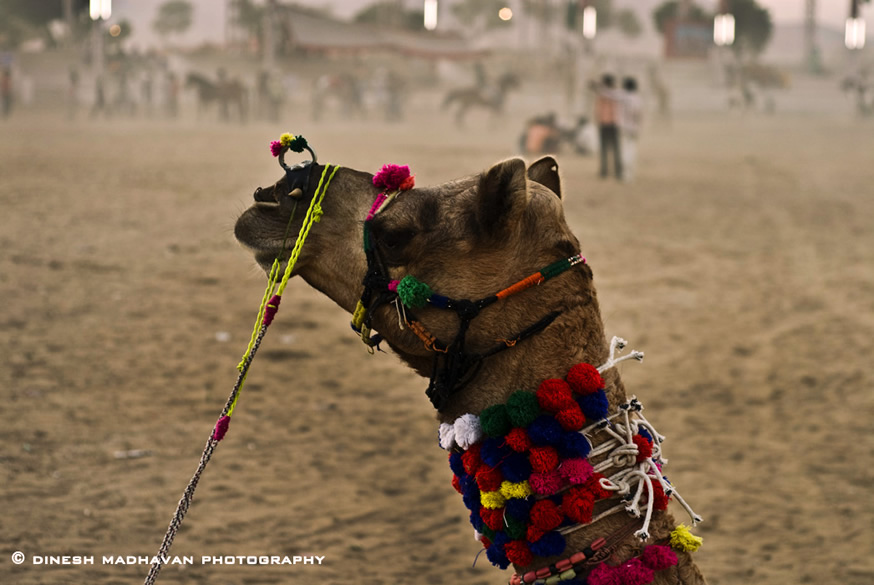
[[1, 80, 873, 585]]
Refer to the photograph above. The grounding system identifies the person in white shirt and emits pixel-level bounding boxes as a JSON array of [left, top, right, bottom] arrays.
[[620, 77, 643, 183]]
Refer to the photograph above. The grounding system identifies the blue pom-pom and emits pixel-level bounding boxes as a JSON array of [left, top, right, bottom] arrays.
[[461, 475, 480, 511], [481, 437, 510, 467], [500, 452, 532, 483], [486, 543, 510, 569], [638, 427, 653, 442], [557, 431, 591, 459], [449, 451, 465, 476], [529, 530, 566, 557], [505, 497, 533, 521], [492, 530, 510, 548], [469, 509, 484, 531], [528, 415, 563, 446], [577, 389, 609, 420]]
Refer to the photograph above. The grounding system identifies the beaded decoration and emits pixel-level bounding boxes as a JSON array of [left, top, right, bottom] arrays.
[[441, 337, 702, 572]]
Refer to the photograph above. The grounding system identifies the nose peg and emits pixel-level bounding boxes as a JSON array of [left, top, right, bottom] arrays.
[[253, 186, 274, 203]]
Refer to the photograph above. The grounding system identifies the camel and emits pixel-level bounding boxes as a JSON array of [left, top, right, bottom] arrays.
[[442, 72, 520, 128], [234, 154, 707, 584]]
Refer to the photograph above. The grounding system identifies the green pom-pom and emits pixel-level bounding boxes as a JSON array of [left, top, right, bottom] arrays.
[[504, 514, 526, 540], [397, 275, 433, 308], [480, 404, 511, 438], [481, 525, 496, 541], [288, 135, 308, 153], [506, 391, 540, 429]]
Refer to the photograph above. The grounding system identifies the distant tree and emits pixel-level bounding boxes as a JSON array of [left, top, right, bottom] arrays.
[[153, 0, 194, 41], [652, 1, 709, 36], [0, 0, 89, 48], [615, 9, 642, 38], [453, 0, 515, 32], [354, 1, 425, 31], [729, 0, 773, 56]]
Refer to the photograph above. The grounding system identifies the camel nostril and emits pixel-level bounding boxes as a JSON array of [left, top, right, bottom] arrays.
[[253, 186, 274, 203]]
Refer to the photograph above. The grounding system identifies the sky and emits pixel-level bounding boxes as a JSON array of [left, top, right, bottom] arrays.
[[110, 0, 868, 51]]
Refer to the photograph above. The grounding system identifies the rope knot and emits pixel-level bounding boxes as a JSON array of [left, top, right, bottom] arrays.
[[455, 299, 480, 320], [312, 204, 324, 223]]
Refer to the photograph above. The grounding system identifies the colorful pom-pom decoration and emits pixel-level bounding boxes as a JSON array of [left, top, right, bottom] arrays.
[[397, 274, 433, 309], [269, 140, 283, 157], [566, 362, 603, 395], [639, 545, 677, 571], [373, 164, 414, 192], [536, 379, 575, 413], [669, 524, 703, 552]]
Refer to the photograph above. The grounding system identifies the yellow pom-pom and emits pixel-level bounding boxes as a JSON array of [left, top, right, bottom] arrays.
[[480, 490, 506, 510], [279, 133, 294, 147], [670, 524, 703, 552], [499, 480, 533, 500]]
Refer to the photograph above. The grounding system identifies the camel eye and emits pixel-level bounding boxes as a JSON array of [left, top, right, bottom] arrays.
[[378, 228, 416, 251]]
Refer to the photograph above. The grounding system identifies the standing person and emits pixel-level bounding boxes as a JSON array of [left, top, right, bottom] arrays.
[[165, 71, 179, 119], [90, 75, 108, 119], [67, 67, 80, 120], [593, 74, 623, 180], [1, 67, 13, 119], [620, 77, 643, 182]]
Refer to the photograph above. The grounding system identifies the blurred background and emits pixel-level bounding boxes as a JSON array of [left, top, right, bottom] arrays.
[[1, 2, 872, 585]]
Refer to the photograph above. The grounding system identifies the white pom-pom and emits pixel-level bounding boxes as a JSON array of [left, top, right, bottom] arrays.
[[454, 414, 482, 450], [474, 529, 484, 542], [438, 423, 456, 450]]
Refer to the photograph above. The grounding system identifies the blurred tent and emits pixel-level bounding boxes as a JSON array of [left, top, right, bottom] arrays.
[[275, 6, 487, 61]]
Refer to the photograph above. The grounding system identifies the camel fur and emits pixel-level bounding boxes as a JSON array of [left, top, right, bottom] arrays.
[[234, 156, 707, 584]]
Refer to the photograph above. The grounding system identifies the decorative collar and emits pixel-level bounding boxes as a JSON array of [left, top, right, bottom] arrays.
[[440, 337, 702, 575]]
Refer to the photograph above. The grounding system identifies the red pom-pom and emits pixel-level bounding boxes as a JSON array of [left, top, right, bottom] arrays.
[[529, 446, 559, 473], [451, 474, 463, 494], [650, 481, 670, 511], [536, 379, 575, 413], [476, 466, 504, 492], [399, 175, 416, 191], [526, 524, 546, 543], [480, 507, 505, 531], [529, 500, 564, 531], [505, 427, 533, 453], [562, 486, 595, 524], [504, 540, 534, 566], [529, 470, 563, 496], [585, 473, 612, 501], [480, 535, 492, 549], [463, 444, 483, 475], [633, 434, 653, 463], [555, 405, 586, 431], [566, 363, 603, 395]]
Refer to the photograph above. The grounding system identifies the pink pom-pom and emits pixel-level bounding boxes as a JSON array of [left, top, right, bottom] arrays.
[[388, 280, 400, 292], [559, 458, 593, 485], [270, 140, 283, 157], [616, 558, 654, 585], [213, 415, 231, 441], [640, 545, 677, 571], [586, 563, 621, 585], [529, 470, 563, 496], [373, 164, 411, 192]]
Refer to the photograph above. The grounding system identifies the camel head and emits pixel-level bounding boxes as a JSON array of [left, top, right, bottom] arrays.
[[235, 154, 597, 414]]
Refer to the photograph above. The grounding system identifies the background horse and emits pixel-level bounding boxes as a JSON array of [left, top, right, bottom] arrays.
[[185, 71, 248, 123], [442, 71, 520, 127]]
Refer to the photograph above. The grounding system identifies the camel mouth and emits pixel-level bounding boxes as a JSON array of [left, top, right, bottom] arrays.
[[234, 204, 294, 272]]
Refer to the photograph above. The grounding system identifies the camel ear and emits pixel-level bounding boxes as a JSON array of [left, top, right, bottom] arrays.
[[476, 158, 529, 235], [527, 156, 562, 199]]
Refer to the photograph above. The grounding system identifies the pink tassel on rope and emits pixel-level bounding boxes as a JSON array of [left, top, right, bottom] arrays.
[[372, 164, 414, 192], [213, 416, 231, 441], [263, 294, 281, 326]]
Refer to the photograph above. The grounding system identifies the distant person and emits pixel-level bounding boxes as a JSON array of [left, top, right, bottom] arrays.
[[592, 74, 623, 180], [620, 77, 643, 182], [141, 71, 153, 118], [165, 71, 179, 118], [67, 67, 80, 120], [1, 67, 13, 119], [520, 112, 560, 155], [90, 75, 108, 119]]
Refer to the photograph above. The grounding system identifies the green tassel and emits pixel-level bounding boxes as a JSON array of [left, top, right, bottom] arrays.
[[506, 391, 541, 429], [397, 275, 433, 308], [480, 404, 511, 438]]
